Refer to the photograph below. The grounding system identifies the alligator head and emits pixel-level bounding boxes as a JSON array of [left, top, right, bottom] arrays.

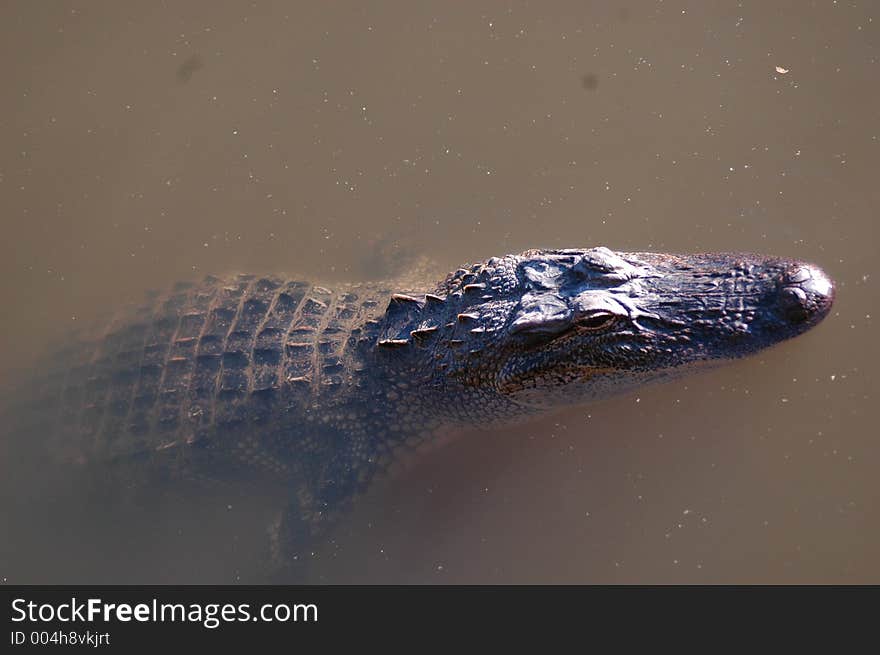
[[380, 247, 835, 413]]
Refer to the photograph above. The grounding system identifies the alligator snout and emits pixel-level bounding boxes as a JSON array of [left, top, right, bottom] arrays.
[[778, 263, 835, 326]]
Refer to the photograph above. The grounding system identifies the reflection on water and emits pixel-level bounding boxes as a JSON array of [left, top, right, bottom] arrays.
[[1, 1, 876, 583]]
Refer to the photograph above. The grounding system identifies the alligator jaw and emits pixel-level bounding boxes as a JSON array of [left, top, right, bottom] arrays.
[[627, 250, 835, 347], [488, 247, 835, 408]]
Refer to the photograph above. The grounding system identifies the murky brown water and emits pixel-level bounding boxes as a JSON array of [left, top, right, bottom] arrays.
[[1, 2, 877, 583]]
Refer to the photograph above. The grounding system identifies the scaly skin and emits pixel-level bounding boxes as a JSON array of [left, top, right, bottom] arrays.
[[3, 247, 834, 580]]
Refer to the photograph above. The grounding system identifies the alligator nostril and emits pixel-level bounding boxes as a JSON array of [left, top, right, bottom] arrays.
[[785, 267, 812, 285], [780, 264, 835, 324], [779, 286, 810, 322]]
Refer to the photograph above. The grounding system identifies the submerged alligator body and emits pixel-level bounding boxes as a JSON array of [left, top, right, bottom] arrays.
[[3, 247, 834, 581]]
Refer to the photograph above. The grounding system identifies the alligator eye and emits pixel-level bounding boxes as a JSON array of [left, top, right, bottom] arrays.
[[574, 312, 618, 332]]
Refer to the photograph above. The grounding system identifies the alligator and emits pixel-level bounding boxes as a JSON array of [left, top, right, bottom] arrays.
[[1, 247, 834, 582]]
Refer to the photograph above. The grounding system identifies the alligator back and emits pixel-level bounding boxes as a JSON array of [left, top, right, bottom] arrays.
[[1, 272, 419, 582], [4, 274, 395, 487]]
